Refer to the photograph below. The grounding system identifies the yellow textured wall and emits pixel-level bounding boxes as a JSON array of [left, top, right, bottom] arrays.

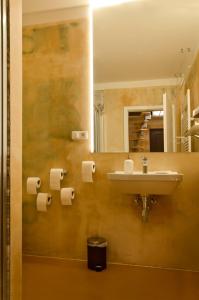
[[102, 87, 176, 152], [23, 19, 199, 271]]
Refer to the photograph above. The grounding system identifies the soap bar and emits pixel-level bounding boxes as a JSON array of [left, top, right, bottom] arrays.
[[124, 159, 134, 174]]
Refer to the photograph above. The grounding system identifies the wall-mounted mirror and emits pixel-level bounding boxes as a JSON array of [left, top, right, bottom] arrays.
[[92, 0, 199, 152]]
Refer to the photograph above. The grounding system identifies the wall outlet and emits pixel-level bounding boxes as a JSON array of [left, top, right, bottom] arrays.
[[72, 131, 88, 140]]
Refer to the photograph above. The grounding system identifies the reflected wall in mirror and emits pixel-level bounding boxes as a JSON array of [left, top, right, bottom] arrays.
[[92, 0, 199, 152]]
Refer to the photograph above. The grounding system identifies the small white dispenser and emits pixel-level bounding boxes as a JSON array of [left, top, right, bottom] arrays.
[[124, 159, 134, 174]]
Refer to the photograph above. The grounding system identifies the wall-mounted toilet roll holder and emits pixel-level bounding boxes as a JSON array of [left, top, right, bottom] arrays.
[[47, 194, 52, 203], [36, 193, 52, 212], [62, 170, 67, 176], [27, 177, 41, 194], [82, 161, 96, 183], [60, 188, 75, 206], [50, 168, 68, 190]]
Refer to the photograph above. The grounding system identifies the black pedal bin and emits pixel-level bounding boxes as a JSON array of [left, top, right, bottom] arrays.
[[87, 237, 107, 272]]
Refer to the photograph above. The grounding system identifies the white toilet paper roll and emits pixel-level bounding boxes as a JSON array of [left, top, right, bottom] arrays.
[[36, 193, 52, 212], [27, 177, 41, 194], [61, 188, 75, 206], [82, 161, 95, 183], [50, 168, 64, 190]]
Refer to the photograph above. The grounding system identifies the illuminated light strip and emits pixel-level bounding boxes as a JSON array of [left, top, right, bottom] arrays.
[[89, 5, 94, 153]]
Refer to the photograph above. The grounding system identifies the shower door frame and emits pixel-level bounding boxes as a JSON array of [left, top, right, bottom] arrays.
[[0, 0, 10, 299]]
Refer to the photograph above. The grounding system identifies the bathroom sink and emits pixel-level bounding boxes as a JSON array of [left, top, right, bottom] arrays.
[[107, 171, 183, 195]]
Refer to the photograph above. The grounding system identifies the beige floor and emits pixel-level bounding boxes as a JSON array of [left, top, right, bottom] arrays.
[[23, 256, 199, 300]]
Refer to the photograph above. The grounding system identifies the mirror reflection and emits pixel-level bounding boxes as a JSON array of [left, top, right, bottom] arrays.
[[93, 0, 199, 152]]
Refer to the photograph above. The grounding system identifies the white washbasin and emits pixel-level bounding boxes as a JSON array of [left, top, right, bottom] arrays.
[[107, 171, 183, 195]]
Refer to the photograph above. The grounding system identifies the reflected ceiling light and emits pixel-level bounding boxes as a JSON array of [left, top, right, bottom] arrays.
[[91, 0, 135, 9]]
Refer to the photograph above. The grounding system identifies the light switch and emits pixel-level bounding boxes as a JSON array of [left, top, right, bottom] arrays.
[[72, 131, 88, 140]]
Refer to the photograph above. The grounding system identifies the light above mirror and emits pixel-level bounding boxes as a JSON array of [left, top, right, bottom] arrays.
[[91, 0, 135, 9]]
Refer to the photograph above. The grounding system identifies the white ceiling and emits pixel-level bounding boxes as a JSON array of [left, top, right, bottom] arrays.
[[22, 0, 88, 14], [94, 0, 199, 83]]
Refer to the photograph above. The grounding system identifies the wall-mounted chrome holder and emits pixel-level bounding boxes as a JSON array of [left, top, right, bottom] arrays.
[[134, 194, 157, 222], [63, 170, 67, 176], [47, 194, 52, 203], [46, 194, 52, 207], [49, 169, 67, 191]]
